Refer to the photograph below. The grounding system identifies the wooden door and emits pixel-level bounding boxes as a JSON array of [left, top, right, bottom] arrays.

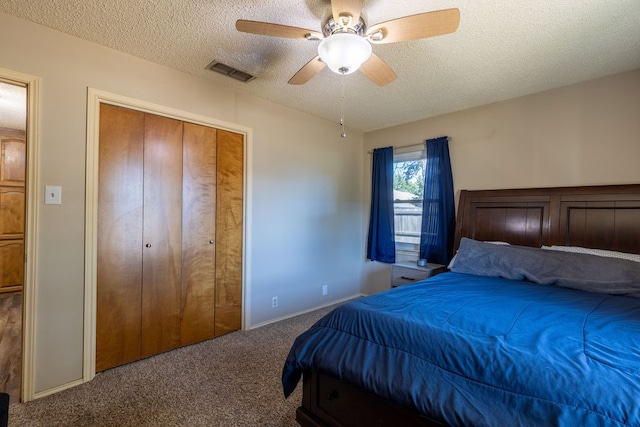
[[181, 123, 217, 346], [0, 134, 25, 294], [141, 114, 183, 358], [96, 104, 144, 371], [214, 130, 243, 336]]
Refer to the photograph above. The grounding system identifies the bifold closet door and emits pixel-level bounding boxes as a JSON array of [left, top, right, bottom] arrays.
[[215, 130, 243, 336], [180, 123, 217, 346], [140, 114, 184, 358], [96, 104, 144, 371], [97, 104, 243, 371], [97, 106, 184, 368]]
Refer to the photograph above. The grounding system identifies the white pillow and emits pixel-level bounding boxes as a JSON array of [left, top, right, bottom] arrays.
[[541, 245, 640, 263]]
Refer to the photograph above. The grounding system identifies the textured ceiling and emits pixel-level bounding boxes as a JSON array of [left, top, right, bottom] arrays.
[[1, 0, 640, 132]]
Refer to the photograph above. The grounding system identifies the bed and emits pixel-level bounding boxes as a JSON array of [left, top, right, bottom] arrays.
[[282, 184, 640, 426]]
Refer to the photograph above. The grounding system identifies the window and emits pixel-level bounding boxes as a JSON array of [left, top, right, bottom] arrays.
[[393, 148, 426, 254]]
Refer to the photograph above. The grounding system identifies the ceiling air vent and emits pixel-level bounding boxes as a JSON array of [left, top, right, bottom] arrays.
[[206, 61, 255, 83]]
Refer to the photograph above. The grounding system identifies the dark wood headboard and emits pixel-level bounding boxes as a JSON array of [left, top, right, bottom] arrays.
[[453, 184, 640, 255]]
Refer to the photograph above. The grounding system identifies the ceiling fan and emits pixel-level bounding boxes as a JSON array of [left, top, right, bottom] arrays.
[[236, 0, 460, 87]]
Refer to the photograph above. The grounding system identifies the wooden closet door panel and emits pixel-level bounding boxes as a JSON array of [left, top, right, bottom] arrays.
[[141, 114, 183, 357], [96, 104, 144, 371], [214, 130, 243, 336], [181, 123, 217, 346]]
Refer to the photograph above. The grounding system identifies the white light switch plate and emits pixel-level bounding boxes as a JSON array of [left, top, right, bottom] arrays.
[[45, 185, 62, 205]]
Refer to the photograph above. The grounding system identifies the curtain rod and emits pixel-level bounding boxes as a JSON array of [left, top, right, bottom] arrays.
[[367, 137, 450, 154]]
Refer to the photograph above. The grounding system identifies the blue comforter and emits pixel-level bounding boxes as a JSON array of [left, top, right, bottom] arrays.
[[282, 272, 640, 426]]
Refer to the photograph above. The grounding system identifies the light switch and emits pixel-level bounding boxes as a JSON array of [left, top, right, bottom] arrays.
[[45, 185, 62, 205]]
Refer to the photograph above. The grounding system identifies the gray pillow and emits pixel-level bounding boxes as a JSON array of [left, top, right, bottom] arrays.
[[451, 238, 640, 297]]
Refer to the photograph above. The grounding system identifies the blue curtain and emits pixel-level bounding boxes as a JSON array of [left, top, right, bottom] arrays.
[[420, 137, 455, 264], [367, 146, 395, 263]]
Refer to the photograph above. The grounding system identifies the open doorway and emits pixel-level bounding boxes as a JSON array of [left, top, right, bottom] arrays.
[[0, 79, 27, 404]]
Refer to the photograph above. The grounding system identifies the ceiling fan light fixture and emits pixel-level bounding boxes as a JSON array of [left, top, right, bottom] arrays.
[[318, 32, 372, 75]]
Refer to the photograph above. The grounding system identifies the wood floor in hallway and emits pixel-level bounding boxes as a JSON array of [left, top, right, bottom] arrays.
[[0, 292, 21, 404]]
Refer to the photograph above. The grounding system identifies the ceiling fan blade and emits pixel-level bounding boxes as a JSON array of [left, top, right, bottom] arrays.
[[359, 54, 397, 87], [236, 20, 323, 40], [366, 8, 460, 44], [288, 56, 327, 85], [331, 0, 364, 26]]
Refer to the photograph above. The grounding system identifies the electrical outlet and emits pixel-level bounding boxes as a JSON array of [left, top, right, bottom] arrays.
[[322, 285, 328, 296], [272, 296, 278, 308]]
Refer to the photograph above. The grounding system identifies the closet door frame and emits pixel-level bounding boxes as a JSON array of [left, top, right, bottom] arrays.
[[84, 88, 252, 383]]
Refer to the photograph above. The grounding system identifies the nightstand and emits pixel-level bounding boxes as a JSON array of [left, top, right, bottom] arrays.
[[391, 262, 447, 288]]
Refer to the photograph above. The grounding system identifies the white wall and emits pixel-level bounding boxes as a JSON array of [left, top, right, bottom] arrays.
[[0, 13, 364, 396], [237, 94, 364, 326], [362, 69, 640, 295]]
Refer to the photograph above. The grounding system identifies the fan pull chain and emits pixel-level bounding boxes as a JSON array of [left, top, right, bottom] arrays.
[[340, 77, 347, 138]]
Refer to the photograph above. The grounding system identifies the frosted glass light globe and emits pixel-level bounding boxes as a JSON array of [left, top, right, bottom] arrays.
[[318, 33, 372, 75]]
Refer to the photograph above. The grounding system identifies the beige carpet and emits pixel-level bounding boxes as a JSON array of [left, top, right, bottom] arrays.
[[9, 304, 339, 426]]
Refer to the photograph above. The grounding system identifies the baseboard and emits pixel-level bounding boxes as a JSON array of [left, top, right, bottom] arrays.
[[31, 378, 85, 401], [249, 294, 363, 330]]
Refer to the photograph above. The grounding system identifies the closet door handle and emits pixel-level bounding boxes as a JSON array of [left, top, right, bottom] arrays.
[[209, 240, 215, 244], [145, 243, 151, 248]]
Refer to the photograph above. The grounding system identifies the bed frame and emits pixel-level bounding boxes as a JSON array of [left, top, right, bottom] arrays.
[[295, 184, 640, 427]]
